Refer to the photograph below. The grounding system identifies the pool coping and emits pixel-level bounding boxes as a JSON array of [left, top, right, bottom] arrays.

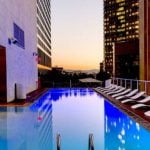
[[0, 88, 50, 107], [94, 88, 150, 131]]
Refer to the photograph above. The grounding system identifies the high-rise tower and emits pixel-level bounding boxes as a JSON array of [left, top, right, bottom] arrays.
[[104, 0, 139, 77], [37, 0, 51, 74]]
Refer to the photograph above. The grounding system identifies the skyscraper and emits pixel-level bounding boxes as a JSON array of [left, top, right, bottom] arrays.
[[37, 0, 52, 74], [104, 0, 139, 77]]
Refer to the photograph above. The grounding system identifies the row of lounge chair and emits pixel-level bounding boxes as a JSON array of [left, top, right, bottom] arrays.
[[95, 84, 150, 117]]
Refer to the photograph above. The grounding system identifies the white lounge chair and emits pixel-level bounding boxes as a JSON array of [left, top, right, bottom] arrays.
[[115, 89, 138, 100], [144, 111, 150, 117], [112, 89, 131, 98], [121, 91, 146, 103], [131, 103, 149, 109], [107, 87, 125, 95], [97, 84, 115, 91], [103, 86, 121, 94], [100, 85, 117, 92], [121, 96, 150, 104]]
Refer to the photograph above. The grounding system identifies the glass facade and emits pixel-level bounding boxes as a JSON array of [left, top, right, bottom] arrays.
[[104, 0, 139, 75], [37, 0, 51, 70]]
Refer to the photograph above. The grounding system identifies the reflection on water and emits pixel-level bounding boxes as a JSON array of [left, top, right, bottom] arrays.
[[0, 88, 150, 150], [105, 101, 150, 150], [51, 88, 104, 150], [0, 93, 53, 150], [49, 88, 94, 101]]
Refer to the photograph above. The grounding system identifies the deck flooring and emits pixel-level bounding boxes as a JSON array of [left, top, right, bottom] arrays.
[[0, 88, 49, 107]]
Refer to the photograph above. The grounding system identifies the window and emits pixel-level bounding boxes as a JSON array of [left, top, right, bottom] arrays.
[[14, 23, 25, 48]]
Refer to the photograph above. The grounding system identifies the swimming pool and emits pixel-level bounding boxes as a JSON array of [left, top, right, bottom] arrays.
[[0, 88, 150, 150]]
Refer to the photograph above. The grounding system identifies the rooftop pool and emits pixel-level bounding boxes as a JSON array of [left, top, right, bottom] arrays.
[[0, 88, 150, 150]]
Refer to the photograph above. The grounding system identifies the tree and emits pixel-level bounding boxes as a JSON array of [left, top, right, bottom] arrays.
[[96, 71, 110, 81]]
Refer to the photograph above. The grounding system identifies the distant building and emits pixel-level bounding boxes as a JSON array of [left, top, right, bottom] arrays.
[[0, 0, 38, 102], [139, 0, 150, 93], [52, 67, 63, 73], [100, 62, 104, 72], [37, 0, 52, 74], [104, 0, 139, 76]]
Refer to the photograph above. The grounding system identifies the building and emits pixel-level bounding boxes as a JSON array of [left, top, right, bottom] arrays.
[[104, 0, 139, 76], [0, 0, 38, 102], [113, 40, 139, 78], [52, 67, 63, 73], [37, 0, 52, 74], [139, 0, 150, 93], [100, 62, 104, 72]]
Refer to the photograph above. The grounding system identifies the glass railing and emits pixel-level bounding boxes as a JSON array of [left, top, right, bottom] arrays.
[[112, 77, 150, 95]]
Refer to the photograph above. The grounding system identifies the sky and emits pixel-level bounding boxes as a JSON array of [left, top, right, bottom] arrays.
[[51, 0, 103, 70]]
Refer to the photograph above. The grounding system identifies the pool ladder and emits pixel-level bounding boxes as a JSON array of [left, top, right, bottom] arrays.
[[56, 133, 94, 150], [57, 134, 61, 150]]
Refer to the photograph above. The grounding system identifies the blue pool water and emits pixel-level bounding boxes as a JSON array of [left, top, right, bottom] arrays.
[[0, 88, 150, 150]]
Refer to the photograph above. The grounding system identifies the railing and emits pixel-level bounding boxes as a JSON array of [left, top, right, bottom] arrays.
[[56, 133, 94, 150], [42, 81, 100, 88], [89, 133, 94, 150], [112, 77, 150, 94], [56, 134, 61, 150]]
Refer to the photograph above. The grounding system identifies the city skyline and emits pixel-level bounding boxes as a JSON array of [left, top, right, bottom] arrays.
[[51, 0, 103, 70]]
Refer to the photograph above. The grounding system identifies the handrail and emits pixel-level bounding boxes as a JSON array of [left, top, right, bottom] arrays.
[[56, 133, 94, 150], [89, 133, 94, 150], [56, 134, 61, 150], [112, 77, 150, 83], [112, 77, 150, 94]]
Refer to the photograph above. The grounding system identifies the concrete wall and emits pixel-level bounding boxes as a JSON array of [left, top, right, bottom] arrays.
[[0, 0, 38, 102]]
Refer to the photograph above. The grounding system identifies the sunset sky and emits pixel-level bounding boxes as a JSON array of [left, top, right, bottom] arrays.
[[51, 0, 103, 70]]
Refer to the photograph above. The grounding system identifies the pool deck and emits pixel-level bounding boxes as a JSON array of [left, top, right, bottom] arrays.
[[0, 88, 49, 107], [94, 88, 150, 130]]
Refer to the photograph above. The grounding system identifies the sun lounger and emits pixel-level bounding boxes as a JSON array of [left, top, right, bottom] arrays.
[[121, 96, 150, 104], [96, 84, 113, 90], [115, 89, 138, 100], [103, 86, 121, 94], [100, 85, 117, 92], [131, 103, 149, 109], [107, 87, 125, 95], [144, 111, 150, 117], [95, 85, 116, 93], [112, 89, 131, 98], [121, 91, 146, 103], [97, 85, 113, 92]]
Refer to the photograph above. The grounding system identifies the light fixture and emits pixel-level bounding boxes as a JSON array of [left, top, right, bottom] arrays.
[[33, 52, 38, 56], [8, 37, 18, 45]]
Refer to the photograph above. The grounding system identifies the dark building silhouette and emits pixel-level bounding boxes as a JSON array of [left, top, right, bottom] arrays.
[[114, 40, 139, 78], [100, 62, 104, 72]]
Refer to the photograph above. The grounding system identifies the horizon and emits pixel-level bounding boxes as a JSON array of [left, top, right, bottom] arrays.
[[52, 65, 99, 71]]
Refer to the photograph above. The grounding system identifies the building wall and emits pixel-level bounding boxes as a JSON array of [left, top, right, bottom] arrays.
[[139, 0, 150, 93], [0, 0, 38, 102]]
